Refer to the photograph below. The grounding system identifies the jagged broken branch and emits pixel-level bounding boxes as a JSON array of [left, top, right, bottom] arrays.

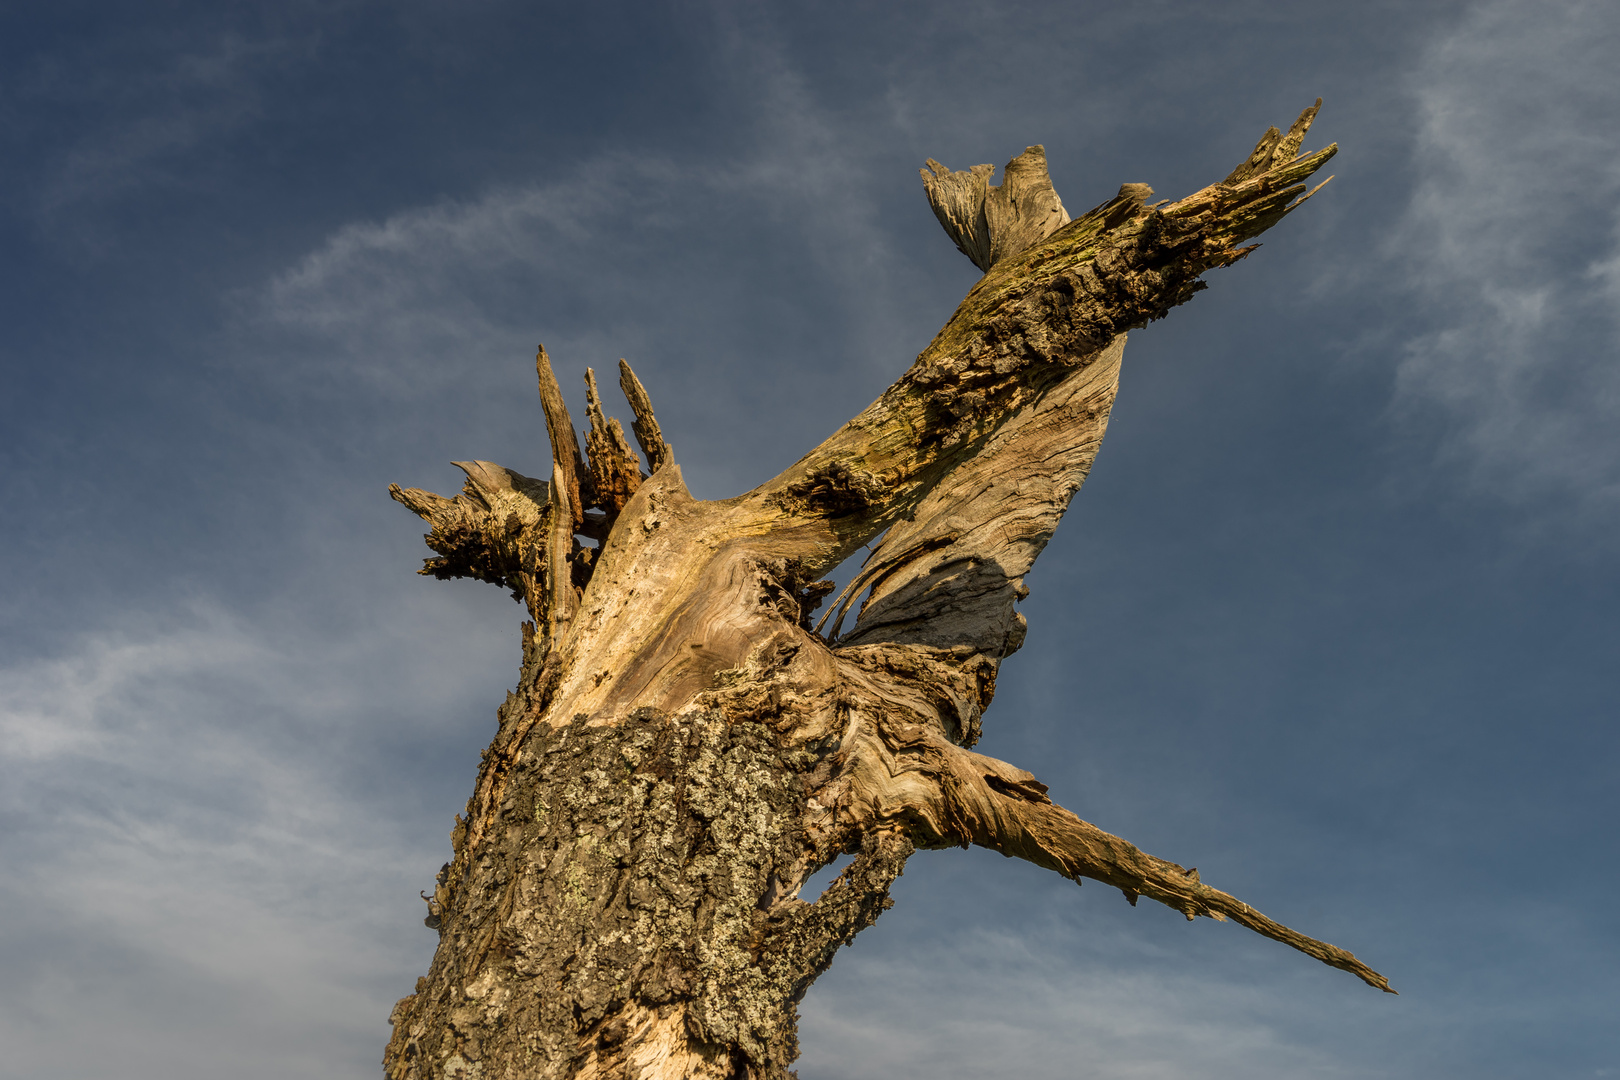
[[744, 104, 1337, 595], [390, 351, 674, 646]]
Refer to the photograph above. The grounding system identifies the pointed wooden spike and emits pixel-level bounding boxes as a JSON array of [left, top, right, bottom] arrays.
[[1225, 99, 1325, 185], [583, 367, 607, 433], [535, 345, 585, 531], [1225, 126, 1282, 185], [388, 482, 454, 522], [897, 731, 1395, 991], [1269, 98, 1323, 170], [1282, 173, 1335, 218], [617, 359, 673, 474], [534, 345, 585, 641]]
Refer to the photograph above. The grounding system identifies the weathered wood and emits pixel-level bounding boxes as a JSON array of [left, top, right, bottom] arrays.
[[535, 345, 587, 530], [827, 334, 1124, 654], [383, 102, 1377, 1080], [583, 367, 644, 520], [388, 460, 551, 626], [1226, 98, 1322, 185], [618, 359, 673, 475], [535, 345, 587, 643], [922, 145, 1071, 273]]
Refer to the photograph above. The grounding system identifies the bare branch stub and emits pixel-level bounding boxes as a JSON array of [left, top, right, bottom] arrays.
[[384, 102, 1386, 1080], [387, 460, 551, 625]]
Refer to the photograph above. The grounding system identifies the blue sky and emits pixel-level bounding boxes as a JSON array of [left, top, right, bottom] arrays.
[[1, 2, 1616, 1077]]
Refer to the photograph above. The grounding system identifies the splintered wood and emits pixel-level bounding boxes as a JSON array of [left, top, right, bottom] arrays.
[[384, 101, 1379, 1080]]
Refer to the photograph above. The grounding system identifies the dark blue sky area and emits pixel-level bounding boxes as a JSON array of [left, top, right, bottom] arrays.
[[1, 3, 1615, 1078]]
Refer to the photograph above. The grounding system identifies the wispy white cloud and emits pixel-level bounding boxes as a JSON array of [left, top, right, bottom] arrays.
[[0, 598, 503, 1078], [1394, 0, 1620, 515], [256, 124, 910, 394], [250, 23, 932, 499], [255, 154, 684, 393]]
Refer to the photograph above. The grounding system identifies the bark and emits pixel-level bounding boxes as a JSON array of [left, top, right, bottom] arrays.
[[384, 101, 1385, 1080]]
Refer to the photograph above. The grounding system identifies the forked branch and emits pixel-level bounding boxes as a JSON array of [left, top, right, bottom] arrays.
[[921, 145, 1071, 272]]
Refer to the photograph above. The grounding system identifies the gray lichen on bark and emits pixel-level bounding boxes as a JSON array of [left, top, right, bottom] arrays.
[[395, 708, 909, 1079], [384, 100, 1384, 1080]]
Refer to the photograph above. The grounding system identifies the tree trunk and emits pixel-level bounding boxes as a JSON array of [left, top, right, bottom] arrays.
[[382, 101, 1389, 1080]]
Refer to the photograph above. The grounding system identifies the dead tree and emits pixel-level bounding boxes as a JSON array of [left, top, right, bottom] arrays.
[[383, 101, 1389, 1080]]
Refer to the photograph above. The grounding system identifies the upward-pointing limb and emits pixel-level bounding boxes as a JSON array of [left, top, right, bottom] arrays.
[[742, 102, 1335, 579]]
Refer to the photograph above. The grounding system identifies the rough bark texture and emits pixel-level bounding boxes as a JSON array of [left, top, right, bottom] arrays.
[[384, 102, 1385, 1080]]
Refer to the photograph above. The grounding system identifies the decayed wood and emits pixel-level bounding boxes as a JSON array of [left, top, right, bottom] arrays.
[[618, 359, 673, 475], [384, 101, 1380, 1080], [583, 368, 644, 520], [535, 345, 587, 531], [534, 345, 590, 646], [922, 145, 1071, 272], [1226, 98, 1322, 185], [388, 461, 551, 626]]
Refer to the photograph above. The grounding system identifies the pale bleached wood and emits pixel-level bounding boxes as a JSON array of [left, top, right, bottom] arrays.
[[535, 345, 585, 641], [829, 335, 1124, 656], [535, 345, 586, 529]]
